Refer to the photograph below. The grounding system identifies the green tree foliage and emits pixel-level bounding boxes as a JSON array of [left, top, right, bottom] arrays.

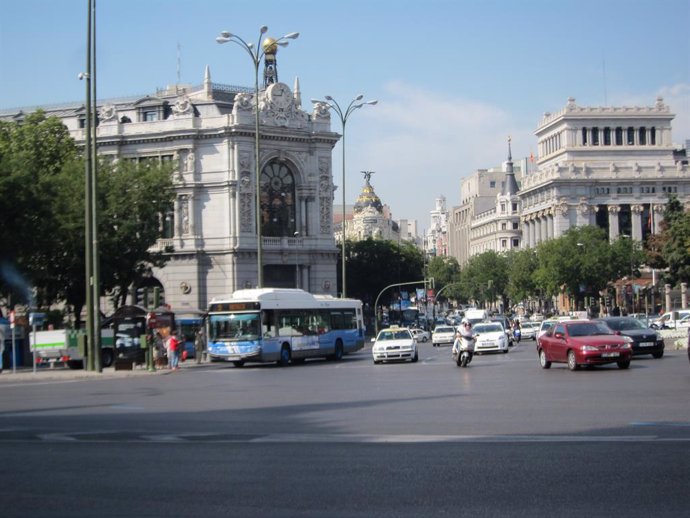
[[643, 195, 690, 286], [427, 255, 461, 300], [0, 112, 175, 319], [343, 238, 425, 306], [0, 111, 78, 306], [459, 251, 509, 308], [505, 248, 538, 302]]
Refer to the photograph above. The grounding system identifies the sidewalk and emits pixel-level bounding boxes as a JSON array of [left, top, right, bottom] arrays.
[[0, 360, 206, 383]]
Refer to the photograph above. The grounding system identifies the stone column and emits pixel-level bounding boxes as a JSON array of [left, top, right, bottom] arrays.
[[652, 204, 664, 234], [608, 205, 620, 241], [664, 284, 672, 313], [631, 204, 643, 241]]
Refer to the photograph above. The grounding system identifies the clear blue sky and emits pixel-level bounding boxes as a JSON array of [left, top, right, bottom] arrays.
[[2, 0, 689, 229]]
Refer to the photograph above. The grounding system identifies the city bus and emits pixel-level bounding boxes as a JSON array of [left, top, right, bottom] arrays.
[[206, 288, 365, 367]]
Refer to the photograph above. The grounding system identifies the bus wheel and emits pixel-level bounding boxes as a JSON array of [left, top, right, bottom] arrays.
[[329, 340, 344, 361], [278, 344, 291, 366], [101, 349, 115, 368], [232, 360, 244, 368]]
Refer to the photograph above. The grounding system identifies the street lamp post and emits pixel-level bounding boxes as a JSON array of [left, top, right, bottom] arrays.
[[294, 231, 300, 289], [216, 26, 299, 288], [311, 95, 377, 298]]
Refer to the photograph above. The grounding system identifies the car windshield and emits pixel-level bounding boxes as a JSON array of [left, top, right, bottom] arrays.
[[474, 324, 503, 333], [541, 321, 555, 331], [378, 330, 411, 341], [434, 327, 454, 333], [567, 322, 612, 337], [604, 318, 645, 331]]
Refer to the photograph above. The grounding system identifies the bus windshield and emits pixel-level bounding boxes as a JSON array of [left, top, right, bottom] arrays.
[[209, 312, 260, 342]]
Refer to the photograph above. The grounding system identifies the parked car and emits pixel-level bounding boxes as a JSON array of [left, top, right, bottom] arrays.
[[472, 322, 509, 354], [432, 325, 456, 347], [537, 320, 632, 371], [595, 317, 664, 358], [409, 328, 430, 343], [371, 326, 418, 364]]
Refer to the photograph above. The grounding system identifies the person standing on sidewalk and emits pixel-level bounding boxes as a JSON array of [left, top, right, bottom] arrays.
[[167, 331, 181, 370], [194, 328, 206, 364]]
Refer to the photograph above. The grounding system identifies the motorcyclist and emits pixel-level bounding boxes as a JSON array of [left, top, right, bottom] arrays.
[[453, 319, 474, 354]]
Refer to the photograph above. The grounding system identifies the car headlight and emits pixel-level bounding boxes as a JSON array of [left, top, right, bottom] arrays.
[[620, 342, 632, 350], [581, 345, 598, 351], [622, 336, 634, 344]]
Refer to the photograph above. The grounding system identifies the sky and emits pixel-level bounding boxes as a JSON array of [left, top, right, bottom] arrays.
[[1, 0, 689, 230]]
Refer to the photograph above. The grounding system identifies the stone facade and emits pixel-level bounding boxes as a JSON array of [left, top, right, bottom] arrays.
[[448, 97, 689, 265], [1, 68, 341, 311]]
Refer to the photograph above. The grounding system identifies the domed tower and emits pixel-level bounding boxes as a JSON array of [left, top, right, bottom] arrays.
[[353, 171, 383, 216]]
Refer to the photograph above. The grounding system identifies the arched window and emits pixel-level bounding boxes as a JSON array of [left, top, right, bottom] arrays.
[[260, 160, 296, 237]]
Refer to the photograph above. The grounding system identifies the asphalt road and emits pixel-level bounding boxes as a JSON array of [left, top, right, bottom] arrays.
[[1, 341, 688, 517]]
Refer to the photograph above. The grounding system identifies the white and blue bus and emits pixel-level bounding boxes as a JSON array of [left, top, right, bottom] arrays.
[[207, 288, 365, 367]]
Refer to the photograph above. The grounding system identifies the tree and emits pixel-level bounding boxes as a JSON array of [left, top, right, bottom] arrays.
[[343, 238, 425, 307], [459, 251, 509, 310], [644, 195, 690, 286], [427, 255, 461, 301], [0, 111, 78, 306], [505, 248, 538, 303]]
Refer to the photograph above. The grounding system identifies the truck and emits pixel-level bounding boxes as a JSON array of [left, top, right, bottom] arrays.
[[30, 305, 175, 369]]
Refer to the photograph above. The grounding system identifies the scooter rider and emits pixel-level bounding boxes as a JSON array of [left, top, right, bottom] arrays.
[[453, 319, 474, 354]]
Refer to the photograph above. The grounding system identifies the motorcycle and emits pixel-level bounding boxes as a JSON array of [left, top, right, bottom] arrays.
[[513, 327, 521, 343], [452, 334, 476, 368]]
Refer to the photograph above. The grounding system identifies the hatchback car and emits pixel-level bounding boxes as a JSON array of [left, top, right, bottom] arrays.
[[595, 317, 664, 358], [537, 320, 632, 371], [472, 322, 509, 354], [432, 325, 456, 347], [371, 327, 418, 364]]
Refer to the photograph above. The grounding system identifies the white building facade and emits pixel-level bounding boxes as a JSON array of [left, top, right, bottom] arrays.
[[1, 66, 342, 311]]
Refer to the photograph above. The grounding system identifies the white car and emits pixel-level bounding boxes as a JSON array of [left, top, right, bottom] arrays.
[[409, 328, 430, 343], [371, 327, 418, 364], [432, 325, 456, 347], [520, 321, 539, 340], [472, 322, 509, 353]]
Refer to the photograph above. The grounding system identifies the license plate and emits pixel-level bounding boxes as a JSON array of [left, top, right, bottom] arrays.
[[601, 352, 620, 358], [639, 342, 655, 347]]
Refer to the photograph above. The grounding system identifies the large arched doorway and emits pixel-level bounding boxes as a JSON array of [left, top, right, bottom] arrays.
[[260, 160, 296, 237]]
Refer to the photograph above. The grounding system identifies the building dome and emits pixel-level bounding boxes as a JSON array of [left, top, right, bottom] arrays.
[[353, 178, 383, 214]]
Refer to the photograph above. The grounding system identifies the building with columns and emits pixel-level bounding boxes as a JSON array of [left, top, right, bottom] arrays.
[[520, 97, 682, 247], [449, 97, 688, 265], [1, 60, 343, 311]]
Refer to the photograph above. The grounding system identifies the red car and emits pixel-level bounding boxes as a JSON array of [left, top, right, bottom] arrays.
[[537, 320, 633, 371]]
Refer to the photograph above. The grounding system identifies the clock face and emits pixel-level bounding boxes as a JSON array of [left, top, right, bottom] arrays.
[[267, 83, 292, 109]]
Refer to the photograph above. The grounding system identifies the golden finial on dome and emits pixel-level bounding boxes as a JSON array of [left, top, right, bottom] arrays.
[[262, 37, 278, 55]]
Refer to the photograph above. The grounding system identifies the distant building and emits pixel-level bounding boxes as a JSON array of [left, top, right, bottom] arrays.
[[425, 196, 448, 256], [337, 173, 400, 242]]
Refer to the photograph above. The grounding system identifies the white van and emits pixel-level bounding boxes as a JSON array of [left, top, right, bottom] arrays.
[[463, 309, 488, 325], [651, 309, 690, 329]]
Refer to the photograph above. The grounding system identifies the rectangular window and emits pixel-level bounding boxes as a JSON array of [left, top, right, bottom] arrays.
[[512, 238, 519, 248], [489, 181, 496, 188], [511, 202, 518, 212], [144, 110, 158, 122], [501, 223, 507, 230], [591, 127, 599, 145], [512, 222, 519, 230], [582, 128, 588, 145], [627, 127, 635, 145], [615, 127, 623, 145], [650, 127, 656, 145], [603, 127, 611, 145], [639, 127, 647, 145], [501, 239, 507, 249]]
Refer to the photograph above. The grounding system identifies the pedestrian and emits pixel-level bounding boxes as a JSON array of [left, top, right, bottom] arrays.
[[167, 330, 181, 370], [194, 328, 206, 364]]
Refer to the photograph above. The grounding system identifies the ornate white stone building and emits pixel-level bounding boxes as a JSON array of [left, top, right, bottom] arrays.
[[425, 196, 449, 257], [1, 62, 342, 311], [449, 97, 689, 264], [338, 172, 400, 242]]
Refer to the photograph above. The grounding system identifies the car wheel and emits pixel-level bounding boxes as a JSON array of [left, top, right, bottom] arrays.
[[411, 350, 419, 363], [232, 360, 244, 367], [373, 359, 381, 364], [539, 349, 551, 369], [617, 359, 631, 369], [101, 348, 115, 368], [652, 351, 664, 359], [567, 350, 579, 371], [422, 336, 428, 342]]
